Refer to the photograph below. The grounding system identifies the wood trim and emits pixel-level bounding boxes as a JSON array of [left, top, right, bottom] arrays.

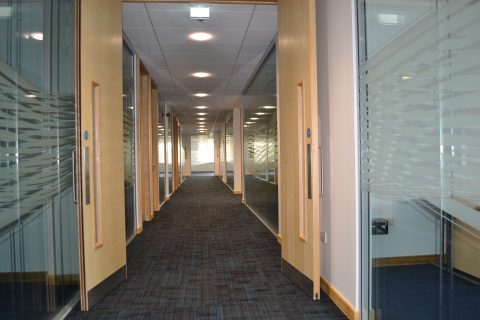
[[124, 0, 276, 3], [87, 265, 126, 309], [372, 254, 440, 267], [135, 225, 144, 234], [277, 234, 282, 245], [320, 277, 359, 320], [91, 81, 103, 249], [281, 259, 313, 297], [232, 190, 242, 195]]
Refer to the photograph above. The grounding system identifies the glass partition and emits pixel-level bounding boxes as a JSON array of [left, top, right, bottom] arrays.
[[158, 96, 166, 204], [359, 1, 480, 319], [122, 42, 136, 240], [225, 114, 234, 189], [191, 135, 214, 174], [0, 0, 79, 318], [243, 47, 278, 233], [166, 107, 173, 195]]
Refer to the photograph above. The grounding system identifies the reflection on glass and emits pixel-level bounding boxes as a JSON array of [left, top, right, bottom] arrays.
[[158, 96, 165, 204], [225, 114, 234, 189], [191, 135, 214, 173], [243, 47, 278, 233], [122, 43, 136, 240], [0, 0, 79, 318], [359, 0, 480, 319]]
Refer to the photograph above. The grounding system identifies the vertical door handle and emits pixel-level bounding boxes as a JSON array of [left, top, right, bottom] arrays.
[[307, 143, 312, 199], [319, 145, 324, 197], [72, 149, 77, 203]]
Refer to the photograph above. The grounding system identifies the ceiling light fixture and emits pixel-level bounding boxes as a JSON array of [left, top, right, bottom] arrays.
[[25, 94, 36, 98], [189, 32, 213, 41], [190, 4, 210, 21], [24, 32, 44, 41], [195, 106, 208, 109], [245, 121, 254, 124], [250, 117, 259, 120], [262, 105, 276, 109], [198, 118, 206, 121], [194, 93, 209, 98], [197, 112, 207, 116], [256, 112, 267, 115], [401, 75, 413, 80], [192, 72, 211, 78]]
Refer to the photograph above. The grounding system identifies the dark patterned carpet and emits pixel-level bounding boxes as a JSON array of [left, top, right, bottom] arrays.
[[68, 176, 346, 319]]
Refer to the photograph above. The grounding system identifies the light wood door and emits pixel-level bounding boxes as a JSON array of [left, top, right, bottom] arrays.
[[78, 0, 126, 310], [278, 0, 321, 299]]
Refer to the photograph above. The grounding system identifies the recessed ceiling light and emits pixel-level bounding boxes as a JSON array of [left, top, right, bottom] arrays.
[[197, 112, 207, 116], [199, 125, 206, 128], [262, 106, 276, 109], [192, 72, 211, 78], [189, 32, 213, 41], [129, 106, 134, 109], [194, 93, 209, 98], [198, 122, 206, 124], [256, 112, 267, 115], [245, 121, 254, 124], [195, 106, 208, 109], [401, 75, 413, 80], [250, 117, 259, 120], [198, 118, 206, 121], [25, 94, 36, 98]]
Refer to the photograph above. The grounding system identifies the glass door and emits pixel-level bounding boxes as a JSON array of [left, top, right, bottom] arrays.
[[359, 0, 480, 319], [0, 0, 79, 318], [122, 42, 136, 241]]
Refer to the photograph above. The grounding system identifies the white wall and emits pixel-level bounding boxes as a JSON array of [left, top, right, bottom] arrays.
[[317, 0, 360, 310]]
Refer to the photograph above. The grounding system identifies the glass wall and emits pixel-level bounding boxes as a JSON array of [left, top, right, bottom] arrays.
[[359, 1, 480, 319], [158, 96, 166, 204], [122, 43, 136, 240], [225, 114, 234, 189], [0, 0, 79, 318], [166, 108, 173, 195], [243, 47, 278, 232], [191, 135, 214, 174]]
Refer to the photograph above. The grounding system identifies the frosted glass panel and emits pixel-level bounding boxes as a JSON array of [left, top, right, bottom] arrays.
[[359, 0, 480, 319], [0, 0, 79, 318], [158, 97, 165, 204], [243, 47, 278, 233]]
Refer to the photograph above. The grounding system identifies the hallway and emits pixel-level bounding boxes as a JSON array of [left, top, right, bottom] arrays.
[[68, 177, 345, 319]]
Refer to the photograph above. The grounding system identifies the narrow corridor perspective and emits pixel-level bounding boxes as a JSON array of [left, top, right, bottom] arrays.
[[67, 177, 345, 319]]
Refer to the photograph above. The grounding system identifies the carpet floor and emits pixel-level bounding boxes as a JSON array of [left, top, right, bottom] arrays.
[[67, 176, 345, 320]]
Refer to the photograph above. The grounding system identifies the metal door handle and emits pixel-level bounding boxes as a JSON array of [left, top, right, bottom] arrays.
[[307, 143, 312, 199], [72, 149, 77, 203], [319, 145, 324, 197]]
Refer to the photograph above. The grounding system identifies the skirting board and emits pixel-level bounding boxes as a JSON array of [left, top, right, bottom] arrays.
[[281, 259, 313, 297], [135, 225, 143, 234], [320, 277, 359, 320], [372, 254, 440, 267], [87, 265, 127, 310]]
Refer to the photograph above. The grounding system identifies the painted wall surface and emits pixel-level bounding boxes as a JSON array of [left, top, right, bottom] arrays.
[[316, 0, 359, 309], [80, 0, 126, 294]]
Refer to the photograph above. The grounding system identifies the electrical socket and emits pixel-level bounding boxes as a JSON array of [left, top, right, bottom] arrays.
[[320, 231, 327, 243]]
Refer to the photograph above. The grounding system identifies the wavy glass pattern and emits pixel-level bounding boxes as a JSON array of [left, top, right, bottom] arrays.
[[243, 47, 278, 233], [359, 0, 480, 318], [0, 0, 79, 318], [123, 43, 136, 240]]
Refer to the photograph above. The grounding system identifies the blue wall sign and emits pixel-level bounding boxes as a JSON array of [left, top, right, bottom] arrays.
[[307, 128, 311, 138], [84, 131, 89, 141]]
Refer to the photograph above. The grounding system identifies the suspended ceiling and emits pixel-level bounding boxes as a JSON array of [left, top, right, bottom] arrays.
[[123, 2, 277, 134]]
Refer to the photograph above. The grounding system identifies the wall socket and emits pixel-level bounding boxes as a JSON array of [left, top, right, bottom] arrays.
[[320, 231, 327, 243]]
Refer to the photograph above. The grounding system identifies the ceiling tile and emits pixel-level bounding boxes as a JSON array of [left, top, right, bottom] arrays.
[[123, 10, 151, 29]]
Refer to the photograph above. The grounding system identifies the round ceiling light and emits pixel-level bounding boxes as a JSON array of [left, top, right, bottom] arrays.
[[194, 93, 209, 98], [189, 32, 213, 41], [195, 106, 208, 109]]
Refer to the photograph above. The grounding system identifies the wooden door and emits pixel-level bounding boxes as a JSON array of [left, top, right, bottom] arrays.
[[278, 0, 321, 300], [78, 0, 126, 310]]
